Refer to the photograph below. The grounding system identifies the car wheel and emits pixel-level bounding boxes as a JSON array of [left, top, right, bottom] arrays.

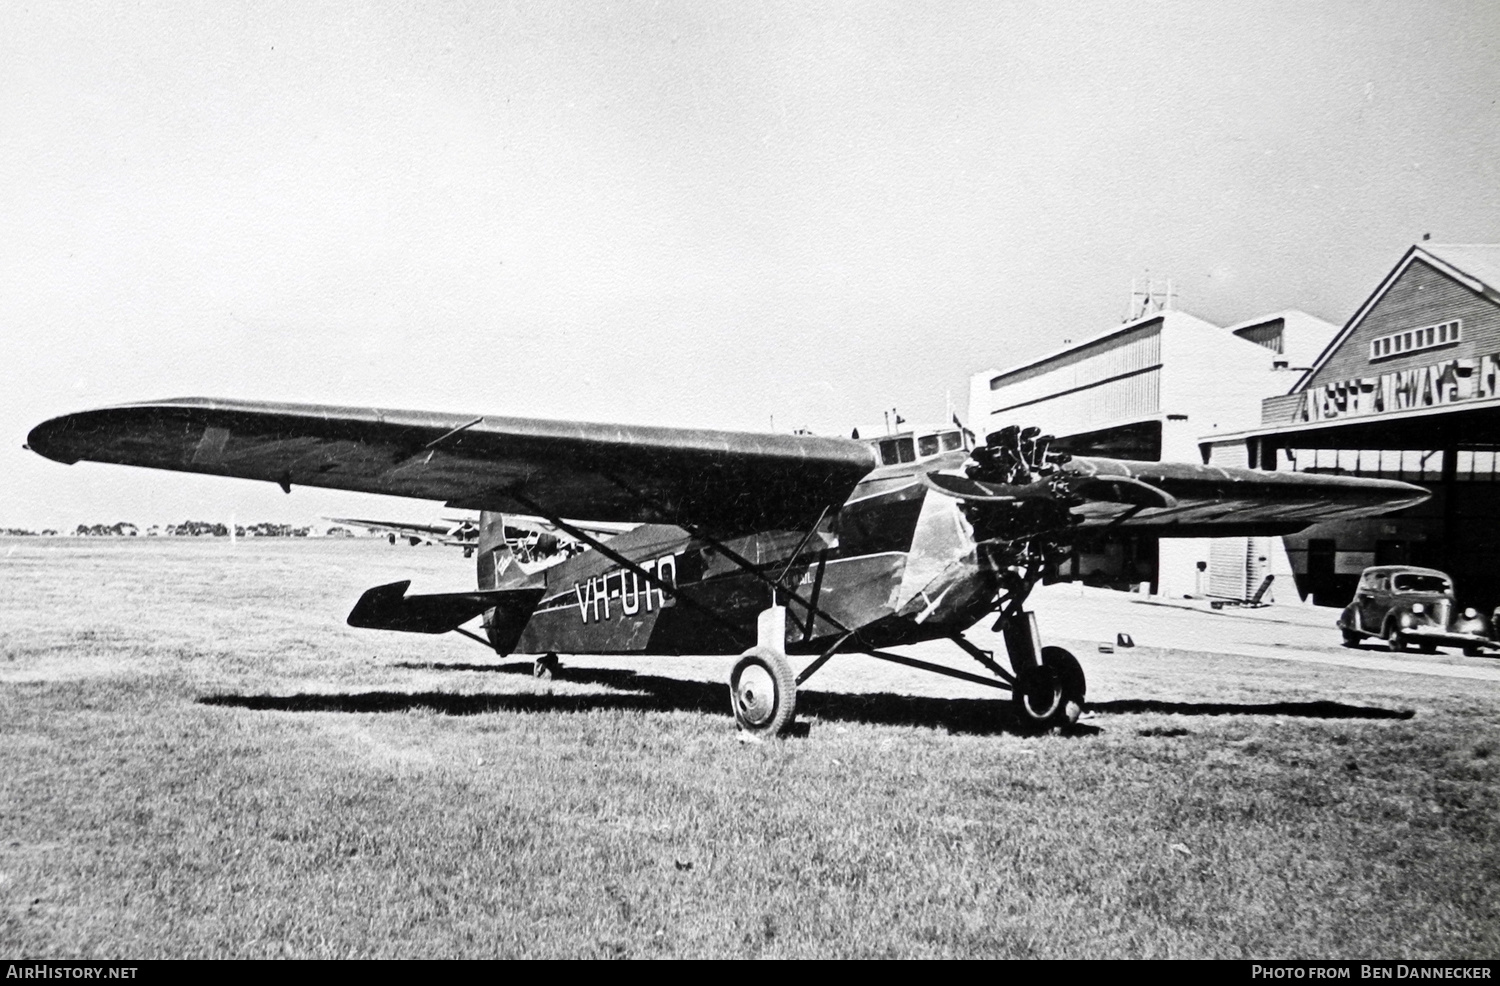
[[1341, 629, 1361, 648], [1464, 646, 1484, 657], [1386, 626, 1407, 653]]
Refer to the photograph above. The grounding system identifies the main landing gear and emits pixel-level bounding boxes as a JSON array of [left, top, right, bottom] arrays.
[[727, 594, 1088, 739], [729, 605, 801, 736], [729, 647, 797, 735], [1010, 645, 1086, 730]]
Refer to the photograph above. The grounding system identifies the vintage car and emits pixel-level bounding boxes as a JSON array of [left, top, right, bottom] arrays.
[[1338, 565, 1497, 655]]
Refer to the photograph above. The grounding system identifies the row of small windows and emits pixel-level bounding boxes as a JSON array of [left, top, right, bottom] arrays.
[[872, 430, 965, 466], [1283, 447, 1500, 482], [1369, 320, 1461, 360]]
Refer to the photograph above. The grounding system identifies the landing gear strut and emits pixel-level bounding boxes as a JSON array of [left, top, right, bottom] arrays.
[[958, 426, 1089, 729], [997, 605, 1085, 730], [729, 605, 799, 737]]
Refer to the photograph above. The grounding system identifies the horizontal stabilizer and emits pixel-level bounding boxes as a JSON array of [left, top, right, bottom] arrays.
[[347, 580, 544, 634]]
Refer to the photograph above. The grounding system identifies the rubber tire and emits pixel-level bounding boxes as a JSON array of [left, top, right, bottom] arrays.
[[1463, 646, 1484, 657], [1041, 645, 1086, 725], [1386, 626, 1407, 653], [1419, 642, 1438, 655], [1341, 629, 1362, 648], [533, 653, 560, 680], [729, 647, 797, 737], [1012, 664, 1068, 730]]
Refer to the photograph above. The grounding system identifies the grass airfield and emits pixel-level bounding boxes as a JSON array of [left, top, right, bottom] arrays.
[[1, 536, 1497, 959]]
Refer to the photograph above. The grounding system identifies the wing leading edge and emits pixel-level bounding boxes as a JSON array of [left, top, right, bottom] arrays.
[[924, 454, 1430, 537], [27, 398, 878, 537]]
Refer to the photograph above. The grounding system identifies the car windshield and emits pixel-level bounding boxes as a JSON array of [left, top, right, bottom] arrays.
[[1392, 574, 1450, 594]]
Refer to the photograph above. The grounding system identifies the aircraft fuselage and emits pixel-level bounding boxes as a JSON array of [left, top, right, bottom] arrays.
[[483, 450, 994, 656]]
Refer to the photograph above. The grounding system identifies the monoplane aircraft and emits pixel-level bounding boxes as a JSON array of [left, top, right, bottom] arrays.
[[330, 515, 483, 554], [26, 398, 1429, 735], [327, 514, 633, 562]]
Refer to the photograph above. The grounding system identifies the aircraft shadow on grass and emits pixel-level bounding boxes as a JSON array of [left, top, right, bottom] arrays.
[[198, 661, 1414, 735], [202, 666, 1076, 737], [1088, 698, 1414, 720]]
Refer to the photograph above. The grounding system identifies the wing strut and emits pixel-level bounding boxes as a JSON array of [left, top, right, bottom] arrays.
[[671, 515, 855, 639], [507, 491, 754, 648], [593, 471, 856, 641]]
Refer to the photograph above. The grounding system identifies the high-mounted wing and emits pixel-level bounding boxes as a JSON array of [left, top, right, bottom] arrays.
[[325, 516, 460, 547], [27, 398, 877, 537], [1059, 456, 1430, 534], [924, 449, 1429, 538]]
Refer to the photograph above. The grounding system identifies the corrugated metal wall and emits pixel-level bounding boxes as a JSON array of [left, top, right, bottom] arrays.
[[984, 323, 1163, 437]]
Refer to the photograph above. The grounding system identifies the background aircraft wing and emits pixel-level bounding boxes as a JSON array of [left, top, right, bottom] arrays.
[[504, 515, 638, 539], [28, 398, 876, 537], [325, 516, 455, 544]]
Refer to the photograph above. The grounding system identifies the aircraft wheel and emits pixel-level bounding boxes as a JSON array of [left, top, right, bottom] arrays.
[[1385, 626, 1407, 653], [729, 647, 797, 737], [1012, 664, 1070, 730], [1041, 645, 1086, 724], [533, 653, 560, 680]]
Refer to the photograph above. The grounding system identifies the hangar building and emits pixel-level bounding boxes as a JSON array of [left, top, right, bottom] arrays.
[[1204, 243, 1500, 609], [969, 308, 1334, 600]]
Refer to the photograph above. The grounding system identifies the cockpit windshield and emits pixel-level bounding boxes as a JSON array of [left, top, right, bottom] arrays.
[[874, 430, 965, 466], [877, 437, 915, 465]]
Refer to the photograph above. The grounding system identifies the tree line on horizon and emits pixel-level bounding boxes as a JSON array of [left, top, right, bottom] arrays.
[[2, 522, 360, 538]]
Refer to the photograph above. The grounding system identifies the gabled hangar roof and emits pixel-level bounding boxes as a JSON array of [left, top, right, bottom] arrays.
[[1293, 242, 1500, 392]]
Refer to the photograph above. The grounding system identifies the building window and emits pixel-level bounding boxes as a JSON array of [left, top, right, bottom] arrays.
[[1455, 448, 1500, 482], [1285, 448, 1444, 482], [1369, 320, 1461, 361]]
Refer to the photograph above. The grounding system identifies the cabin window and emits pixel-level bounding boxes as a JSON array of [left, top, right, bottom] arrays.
[[875, 436, 918, 465], [941, 431, 963, 451], [918, 435, 941, 457]]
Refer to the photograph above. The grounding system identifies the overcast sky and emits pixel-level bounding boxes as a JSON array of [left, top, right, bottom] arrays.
[[4, 0, 1498, 529]]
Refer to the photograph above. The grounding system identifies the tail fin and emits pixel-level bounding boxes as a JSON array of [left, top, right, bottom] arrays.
[[476, 510, 529, 589]]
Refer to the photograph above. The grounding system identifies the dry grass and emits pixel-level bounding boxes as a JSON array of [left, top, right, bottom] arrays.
[[1, 537, 1497, 958]]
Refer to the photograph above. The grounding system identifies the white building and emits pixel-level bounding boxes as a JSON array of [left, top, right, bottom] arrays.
[[969, 308, 1336, 601]]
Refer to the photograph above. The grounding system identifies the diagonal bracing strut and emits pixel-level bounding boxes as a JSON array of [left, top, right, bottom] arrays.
[[592, 472, 855, 640], [507, 491, 754, 649]]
